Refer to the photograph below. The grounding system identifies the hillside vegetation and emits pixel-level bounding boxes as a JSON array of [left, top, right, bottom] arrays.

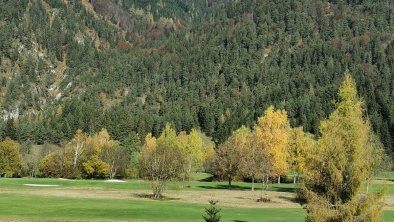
[[0, 0, 392, 157]]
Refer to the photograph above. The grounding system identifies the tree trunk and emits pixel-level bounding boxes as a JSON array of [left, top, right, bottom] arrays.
[[277, 176, 281, 184], [366, 178, 370, 193], [265, 176, 269, 191], [228, 176, 232, 189], [153, 180, 163, 199], [251, 176, 255, 191], [73, 151, 78, 168], [261, 176, 270, 198], [293, 174, 296, 184]]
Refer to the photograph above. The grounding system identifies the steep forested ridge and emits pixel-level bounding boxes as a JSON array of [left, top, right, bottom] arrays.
[[0, 0, 393, 156]]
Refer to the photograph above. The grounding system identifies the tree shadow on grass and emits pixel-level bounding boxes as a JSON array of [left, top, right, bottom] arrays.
[[271, 186, 296, 193], [199, 175, 215, 182], [233, 220, 248, 222], [133, 193, 180, 201], [277, 195, 298, 203], [277, 195, 306, 206], [376, 178, 394, 182], [197, 184, 251, 190]]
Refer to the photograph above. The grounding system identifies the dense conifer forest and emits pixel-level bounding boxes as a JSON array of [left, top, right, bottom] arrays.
[[0, 0, 393, 159]]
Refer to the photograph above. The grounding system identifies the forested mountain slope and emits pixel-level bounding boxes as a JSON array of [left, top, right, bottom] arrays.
[[0, 0, 393, 156]]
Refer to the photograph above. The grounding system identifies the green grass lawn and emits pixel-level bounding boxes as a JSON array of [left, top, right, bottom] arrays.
[[0, 175, 393, 221], [0, 193, 393, 222], [0, 193, 304, 222]]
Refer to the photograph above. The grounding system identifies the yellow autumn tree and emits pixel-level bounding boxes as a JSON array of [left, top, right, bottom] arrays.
[[69, 129, 87, 169], [144, 133, 157, 152], [188, 129, 205, 171], [197, 130, 216, 173], [288, 127, 315, 184], [302, 73, 385, 222], [202, 143, 216, 173], [0, 138, 22, 177], [82, 129, 112, 179], [140, 124, 187, 198], [178, 128, 205, 178], [254, 106, 289, 186]]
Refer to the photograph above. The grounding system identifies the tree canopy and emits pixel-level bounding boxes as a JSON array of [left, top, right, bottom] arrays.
[[302, 73, 385, 222]]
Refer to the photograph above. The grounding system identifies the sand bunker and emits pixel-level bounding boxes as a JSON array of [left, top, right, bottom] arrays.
[[24, 184, 60, 187], [105, 179, 126, 183]]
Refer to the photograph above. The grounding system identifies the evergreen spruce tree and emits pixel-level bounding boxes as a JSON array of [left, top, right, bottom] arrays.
[[203, 200, 221, 222]]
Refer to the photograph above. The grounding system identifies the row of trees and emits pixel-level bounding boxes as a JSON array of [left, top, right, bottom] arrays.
[[212, 74, 386, 221], [39, 129, 130, 179], [0, 125, 215, 181], [0, 74, 388, 220], [0, 129, 133, 179], [214, 106, 292, 190]]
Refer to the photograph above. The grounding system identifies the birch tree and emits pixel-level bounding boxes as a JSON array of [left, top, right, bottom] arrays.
[[288, 127, 314, 184], [253, 106, 289, 186], [70, 129, 87, 169], [140, 124, 187, 198]]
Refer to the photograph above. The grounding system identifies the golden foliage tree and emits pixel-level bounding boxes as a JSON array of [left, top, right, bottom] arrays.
[[69, 129, 87, 169], [177, 128, 204, 178], [302, 73, 385, 222], [253, 106, 290, 185], [101, 143, 129, 179], [140, 124, 187, 198], [0, 138, 22, 177], [288, 127, 315, 184], [82, 129, 111, 179], [39, 148, 75, 178]]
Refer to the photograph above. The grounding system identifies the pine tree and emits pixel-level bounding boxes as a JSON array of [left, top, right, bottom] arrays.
[[203, 200, 221, 222]]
